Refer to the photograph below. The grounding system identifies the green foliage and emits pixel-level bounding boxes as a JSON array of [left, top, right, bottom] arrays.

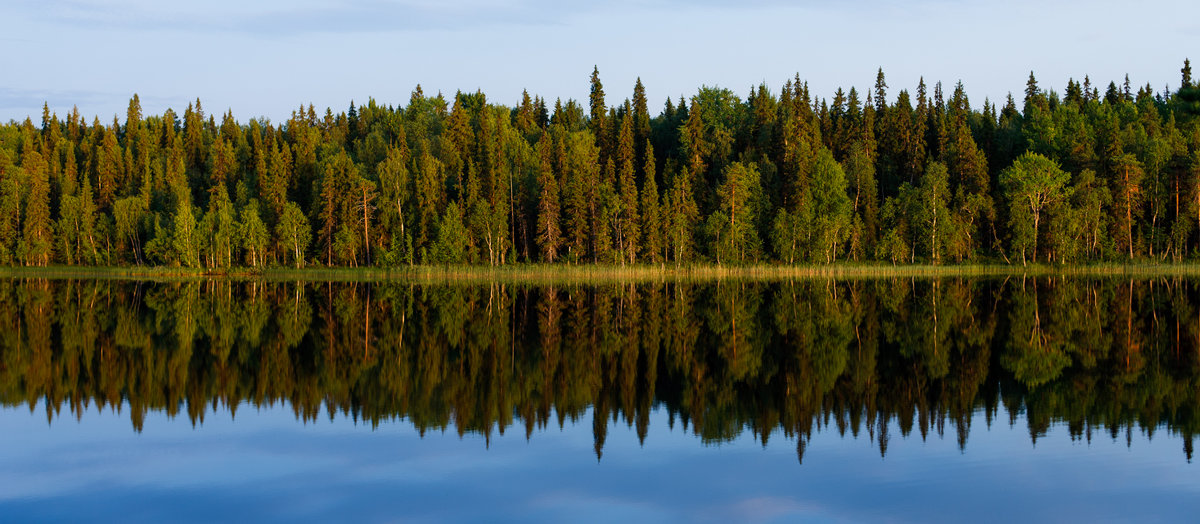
[[4, 277, 1198, 464], [430, 201, 468, 263], [1001, 153, 1073, 264], [277, 201, 311, 268], [707, 162, 763, 264], [240, 201, 269, 267], [5, 62, 1200, 269], [20, 148, 53, 266], [666, 167, 700, 264], [810, 149, 852, 262], [638, 143, 663, 264]]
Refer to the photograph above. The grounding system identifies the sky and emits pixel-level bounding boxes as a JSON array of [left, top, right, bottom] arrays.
[[2, 0, 1197, 124], [3, 403, 1198, 522]]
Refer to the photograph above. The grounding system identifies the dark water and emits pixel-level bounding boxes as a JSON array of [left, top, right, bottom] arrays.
[[1, 277, 1197, 522]]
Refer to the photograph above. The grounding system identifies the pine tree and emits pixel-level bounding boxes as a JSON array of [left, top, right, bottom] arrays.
[[1111, 153, 1145, 258], [356, 178, 377, 266]]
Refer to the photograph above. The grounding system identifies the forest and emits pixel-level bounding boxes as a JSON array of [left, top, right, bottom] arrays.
[[2, 61, 1200, 268], [2, 278, 1197, 461]]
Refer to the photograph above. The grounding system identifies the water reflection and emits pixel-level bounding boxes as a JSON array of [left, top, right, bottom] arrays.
[[2, 277, 1197, 462]]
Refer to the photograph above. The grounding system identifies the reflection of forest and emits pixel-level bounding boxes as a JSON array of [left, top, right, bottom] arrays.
[[1, 277, 1197, 462]]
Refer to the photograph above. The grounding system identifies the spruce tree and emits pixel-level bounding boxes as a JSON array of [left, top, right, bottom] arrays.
[[666, 167, 699, 264], [589, 66, 609, 164], [0, 150, 21, 264], [639, 142, 663, 263], [21, 147, 53, 266], [535, 136, 562, 262], [616, 113, 640, 264]]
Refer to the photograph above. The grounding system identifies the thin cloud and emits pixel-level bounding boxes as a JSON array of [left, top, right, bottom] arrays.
[[19, 0, 585, 35], [10, 0, 841, 37]]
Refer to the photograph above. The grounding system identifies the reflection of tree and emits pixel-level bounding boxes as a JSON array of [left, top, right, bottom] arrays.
[[0, 277, 1196, 462], [1003, 279, 1072, 388]]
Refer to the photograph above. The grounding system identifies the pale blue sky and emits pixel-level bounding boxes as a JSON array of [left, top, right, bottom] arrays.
[[3, 0, 1197, 124]]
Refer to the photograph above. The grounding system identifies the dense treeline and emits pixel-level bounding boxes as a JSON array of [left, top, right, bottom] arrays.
[[3, 62, 1200, 267], [2, 278, 1198, 461]]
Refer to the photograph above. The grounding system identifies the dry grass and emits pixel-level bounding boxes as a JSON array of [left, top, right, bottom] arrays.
[[4, 261, 1200, 283]]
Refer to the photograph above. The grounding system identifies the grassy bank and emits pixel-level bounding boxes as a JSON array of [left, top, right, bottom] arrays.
[[5, 262, 1200, 283]]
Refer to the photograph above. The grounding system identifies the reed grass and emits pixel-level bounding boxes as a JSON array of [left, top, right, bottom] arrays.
[[5, 261, 1200, 283]]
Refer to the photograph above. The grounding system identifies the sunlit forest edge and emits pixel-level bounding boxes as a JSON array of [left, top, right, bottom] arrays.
[[3, 61, 1200, 270]]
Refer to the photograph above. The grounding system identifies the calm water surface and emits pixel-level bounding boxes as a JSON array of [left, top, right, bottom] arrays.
[[0, 277, 1197, 522]]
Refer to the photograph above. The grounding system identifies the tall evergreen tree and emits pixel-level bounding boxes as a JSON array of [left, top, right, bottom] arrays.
[[639, 142, 663, 263], [21, 147, 52, 266], [666, 166, 699, 264], [535, 135, 562, 262]]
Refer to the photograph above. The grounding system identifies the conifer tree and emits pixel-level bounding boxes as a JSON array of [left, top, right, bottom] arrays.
[[95, 124, 123, 210], [535, 136, 562, 262], [263, 140, 292, 219], [589, 66, 609, 164], [632, 78, 651, 171], [666, 166, 700, 264], [21, 147, 52, 266], [431, 201, 467, 263], [639, 142, 663, 263], [0, 150, 21, 264], [616, 114, 640, 264], [1111, 153, 1145, 258], [706, 162, 762, 264], [562, 131, 592, 262]]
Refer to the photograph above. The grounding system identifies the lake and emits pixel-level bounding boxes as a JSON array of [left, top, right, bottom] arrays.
[[0, 277, 1197, 522]]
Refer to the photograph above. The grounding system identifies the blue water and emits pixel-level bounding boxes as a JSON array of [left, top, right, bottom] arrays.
[[2, 403, 1195, 523]]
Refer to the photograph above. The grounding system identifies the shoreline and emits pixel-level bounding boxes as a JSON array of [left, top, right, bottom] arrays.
[[3, 262, 1200, 282]]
